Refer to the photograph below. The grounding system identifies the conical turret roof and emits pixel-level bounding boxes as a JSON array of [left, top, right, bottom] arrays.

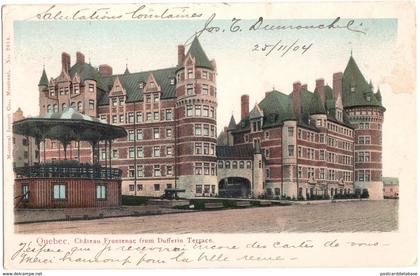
[[228, 115, 236, 131], [186, 37, 212, 69], [38, 68, 49, 87]]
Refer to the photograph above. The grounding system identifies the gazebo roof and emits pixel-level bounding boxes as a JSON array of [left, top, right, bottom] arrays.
[[13, 107, 127, 143]]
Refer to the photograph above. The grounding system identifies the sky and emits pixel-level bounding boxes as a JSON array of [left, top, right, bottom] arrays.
[[12, 17, 408, 178]]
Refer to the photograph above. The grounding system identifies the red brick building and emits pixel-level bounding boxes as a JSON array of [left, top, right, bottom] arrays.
[[219, 55, 385, 200], [38, 37, 217, 198]]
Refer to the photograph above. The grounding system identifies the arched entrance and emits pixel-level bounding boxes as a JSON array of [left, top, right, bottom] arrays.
[[218, 177, 251, 198]]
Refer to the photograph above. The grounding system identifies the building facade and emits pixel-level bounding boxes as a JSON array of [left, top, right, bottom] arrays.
[[36, 38, 385, 199]]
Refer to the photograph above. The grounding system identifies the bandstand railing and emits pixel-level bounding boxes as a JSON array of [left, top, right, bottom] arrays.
[[14, 161, 122, 180]]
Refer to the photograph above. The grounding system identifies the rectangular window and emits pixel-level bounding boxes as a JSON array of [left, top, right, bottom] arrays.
[[166, 166, 173, 176], [210, 107, 214, 118], [186, 105, 193, 117], [112, 149, 118, 159], [165, 109, 173, 120], [146, 112, 152, 121], [137, 184, 143, 191], [146, 95, 151, 103], [112, 115, 117, 124], [320, 168, 325, 179], [210, 144, 215, 155], [298, 166, 302, 178], [210, 126, 215, 137], [137, 166, 144, 177], [195, 105, 201, 116], [203, 143, 209, 155], [96, 184, 106, 199], [119, 97, 124, 106], [195, 163, 202, 175], [129, 185, 135, 192], [196, 185, 203, 194], [53, 184, 66, 200], [203, 106, 209, 117], [166, 128, 172, 138], [187, 84, 193, 95], [119, 115, 124, 123], [154, 128, 160, 139], [153, 112, 159, 121], [320, 150, 325, 160], [195, 124, 202, 136], [137, 129, 143, 140], [137, 146, 143, 158], [288, 145, 294, 157], [202, 71, 208, 79], [129, 147, 135, 158], [112, 98, 117, 107], [89, 84, 95, 92], [288, 127, 294, 137], [203, 124, 209, 136], [128, 112, 134, 123], [166, 146, 173, 156], [153, 93, 159, 103], [153, 146, 160, 157], [203, 163, 210, 175], [154, 165, 161, 177], [136, 112, 142, 123], [202, 84, 209, 95], [89, 100, 95, 110], [195, 143, 202, 154], [154, 184, 160, 191], [128, 130, 135, 141], [188, 68, 193, 79]]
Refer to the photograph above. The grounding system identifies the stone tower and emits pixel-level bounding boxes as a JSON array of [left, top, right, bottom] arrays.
[[341, 55, 385, 200], [174, 37, 218, 197]]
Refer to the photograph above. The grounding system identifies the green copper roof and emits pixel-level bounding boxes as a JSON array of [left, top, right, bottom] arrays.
[[186, 37, 212, 69], [228, 115, 237, 131], [342, 56, 382, 108], [98, 67, 177, 105], [310, 90, 326, 115], [69, 62, 107, 91], [38, 68, 49, 87]]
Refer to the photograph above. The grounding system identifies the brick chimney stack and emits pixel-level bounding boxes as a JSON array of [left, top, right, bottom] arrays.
[[241, 94, 249, 120], [315, 78, 325, 103], [76, 52, 85, 64], [178, 45, 185, 65], [292, 81, 302, 116], [332, 72, 343, 100], [99, 64, 113, 77], [61, 52, 71, 74]]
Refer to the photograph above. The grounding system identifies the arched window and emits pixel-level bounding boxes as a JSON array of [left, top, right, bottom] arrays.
[[47, 104, 52, 113], [62, 103, 67, 111], [225, 161, 230, 169], [53, 104, 58, 112], [232, 161, 238, 169], [239, 161, 244, 169], [218, 161, 224, 169], [70, 102, 76, 108], [77, 101, 82, 111], [246, 161, 251, 169]]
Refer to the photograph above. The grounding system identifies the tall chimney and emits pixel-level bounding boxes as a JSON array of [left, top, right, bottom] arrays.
[[315, 78, 325, 103], [61, 52, 70, 73], [76, 51, 85, 64], [99, 64, 113, 77], [178, 45, 185, 65], [332, 72, 343, 100], [241, 94, 249, 120], [292, 81, 302, 116]]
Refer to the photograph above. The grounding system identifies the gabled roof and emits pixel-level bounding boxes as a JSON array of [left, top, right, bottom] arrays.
[[185, 37, 212, 69], [249, 103, 264, 119], [342, 56, 383, 108], [38, 68, 49, 87]]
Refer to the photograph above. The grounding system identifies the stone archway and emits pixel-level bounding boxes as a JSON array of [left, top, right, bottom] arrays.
[[218, 177, 251, 198]]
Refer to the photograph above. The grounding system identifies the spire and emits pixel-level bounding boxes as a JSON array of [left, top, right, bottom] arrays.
[[227, 115, 236, 131], [375, 88, 382, 103], [124, 64, 130, 75], [38, 67, 49, 87], [185, 36, 212, 69]]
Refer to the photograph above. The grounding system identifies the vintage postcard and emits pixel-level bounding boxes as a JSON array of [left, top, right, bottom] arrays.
[[2, 1, 417, 270]]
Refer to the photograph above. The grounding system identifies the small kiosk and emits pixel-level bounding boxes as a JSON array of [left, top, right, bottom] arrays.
[[13, 108, 127, 208]]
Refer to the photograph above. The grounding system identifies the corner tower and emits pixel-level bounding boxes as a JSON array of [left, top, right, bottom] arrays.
[[341, 55, 385, 199], [175, 37, 218, 197]]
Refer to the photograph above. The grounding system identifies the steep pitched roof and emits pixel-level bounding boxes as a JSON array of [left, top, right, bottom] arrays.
[[69, 61, 107, 91], [228, 115, 237, 131], [185, 37, 212, 69], [98, 67, 176, 105], [38, 68, 49, 87], [249, 103, 264, 119], [342, 56, 382, 108], [310, 90, 326, 115]]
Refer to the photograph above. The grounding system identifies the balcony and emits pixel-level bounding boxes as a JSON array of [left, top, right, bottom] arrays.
[[14, 160, 122, 180]]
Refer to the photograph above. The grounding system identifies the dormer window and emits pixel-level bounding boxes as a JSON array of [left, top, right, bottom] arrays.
[[251, 119, 262, 132], [366, 96, 371, 102], [146, 95, 151, 103], [119, 96, 124, 106], [50, 88, 55, 97], [170, 78, 175, 85], [112, 98, 117, 106], [153, 93, 159, 103], [74, 86, 79, 94], [351, 87, 355, 92], [139, 82, 144, 89]]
